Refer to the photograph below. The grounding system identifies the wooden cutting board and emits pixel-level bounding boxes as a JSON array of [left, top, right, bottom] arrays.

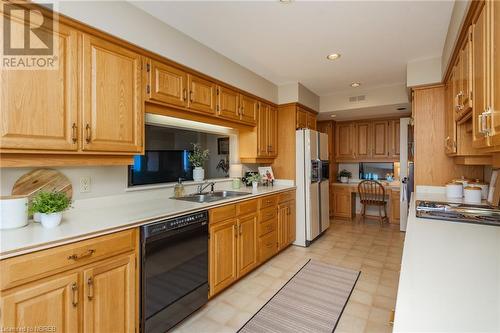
[[12, 169, 73, 202]]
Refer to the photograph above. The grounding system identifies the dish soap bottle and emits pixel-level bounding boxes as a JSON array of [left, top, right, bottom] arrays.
[[174, 178, 185, 198]]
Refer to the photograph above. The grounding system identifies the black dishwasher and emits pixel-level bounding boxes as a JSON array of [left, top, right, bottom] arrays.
[[140, 211, 208, 333]]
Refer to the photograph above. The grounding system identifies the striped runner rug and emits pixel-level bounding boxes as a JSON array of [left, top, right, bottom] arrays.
[[238, 260, 360, 333]]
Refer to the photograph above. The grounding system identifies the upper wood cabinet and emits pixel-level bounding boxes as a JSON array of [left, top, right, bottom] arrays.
[[0, 22, 79, 152], [445, 79, 458, 155], [391, 120, 401, 157], [489, 0, 500, 147], [268, 106, 278, 157], [355, 122, 371, 159], [217, 86, 240, 121], [296, 109, 308, 129], [307, 113, 317, 130], [187, 75, 216, 115], [295, 107, 316, 130], [336, 123, 354, 160], [239, 94, 258, 125], [82, 34, 143, 153], [372, 121, 390, 158], [147, 60, 188, 107]]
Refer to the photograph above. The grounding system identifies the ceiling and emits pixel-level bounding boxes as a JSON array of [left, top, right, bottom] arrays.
[[131, 0, 454, 96]]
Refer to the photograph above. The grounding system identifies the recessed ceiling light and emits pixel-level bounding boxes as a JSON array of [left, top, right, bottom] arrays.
[[330, 114, 336, 118], [279, 0, 292, 3], [326, 53, 341, 61], [350, 82, 361, 88]]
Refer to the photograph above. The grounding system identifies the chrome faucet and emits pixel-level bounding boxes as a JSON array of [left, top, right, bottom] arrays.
[[197, 181, 215, 194]]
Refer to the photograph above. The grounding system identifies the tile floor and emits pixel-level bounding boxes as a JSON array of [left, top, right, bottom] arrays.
[[173, 217, 405, 333]]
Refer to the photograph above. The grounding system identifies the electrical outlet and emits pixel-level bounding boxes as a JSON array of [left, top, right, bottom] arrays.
[[80, 176, 91, 193]]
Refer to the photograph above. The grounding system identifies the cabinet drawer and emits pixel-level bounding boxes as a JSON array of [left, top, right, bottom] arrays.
[[259, 218, 277, 237], [259, 231, 278, 262], [259, 206, 277, 222], [260, 195, 278, 209], [237, 199, 258, 216], [209, 204, 236, 224], [278, 190, 295, 203], [0, 229, 136, 291], [333, 186, 351, 194]]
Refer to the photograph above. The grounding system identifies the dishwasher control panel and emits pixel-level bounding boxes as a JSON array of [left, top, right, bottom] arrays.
[[144, 211, 208, 237]]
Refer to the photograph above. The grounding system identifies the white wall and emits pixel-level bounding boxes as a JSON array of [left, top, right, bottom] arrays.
[[406, 56, 442, 87], [298, 83, 320, 112], [45, 0, 278, 103], [277, 83, 299, 105]]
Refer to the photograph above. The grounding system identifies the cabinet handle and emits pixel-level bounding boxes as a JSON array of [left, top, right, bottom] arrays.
[[234, 224, 238, 238], [71, 123, 77, 143], [189, 90, 193, 103], [71, 283, 78, 307], [85, 124, 91, 143], [183, 89, 188, 101], [67, 249, 95, 261], [87, 277, 93, 300]]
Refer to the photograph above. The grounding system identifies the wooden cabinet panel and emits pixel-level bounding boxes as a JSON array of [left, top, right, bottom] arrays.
[[83, 254, 136, 333], [0, 23, 78, 151], [209, 204, 236, 223], [148, 60, 187, 107], [239, 94, 257, 125], [372, 121, 390, 158], [332, 187, 353, 219], [257, 103, 269, 157], [490, 0, 500, 146], [277, 203, 289, 250], [445, 79, 458, 155], [307, 113, 317, 130], [336, 123, 354, 159], [188, 74, 216, 115], [258, 230, 278, 263], [209, 218, 237, 296], [287, 200, 296, 245], [460, 30, 473, 113], [391, 120, 401, 157], [260, 195, 278, 209], [355, 122, 371, 159], [217, 86, 240, 121], [0, 272, 79, 332], [237, 214, 258, 277], [390, 190, 400, 224], [268, 106, 278, 157], [82, 34, 142, 153], [296, 110, 308, 129]]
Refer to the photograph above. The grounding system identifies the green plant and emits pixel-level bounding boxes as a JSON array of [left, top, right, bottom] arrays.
[[339, 169, 352, 178], [29, 191, 71, 214], [245, 173, 262, 185], [188, 143, 209, 168]]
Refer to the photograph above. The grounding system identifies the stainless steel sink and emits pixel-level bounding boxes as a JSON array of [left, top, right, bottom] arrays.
[[173, 191, 249, 203]]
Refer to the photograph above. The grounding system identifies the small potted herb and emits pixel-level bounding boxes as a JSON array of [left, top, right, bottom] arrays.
[[339, 169, 352, 183], [246, 173, 262, 191], [188, 143, 210, 182], [29, 191, 71, 228]]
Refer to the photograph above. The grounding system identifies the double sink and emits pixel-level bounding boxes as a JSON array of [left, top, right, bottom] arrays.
[[173, 190, 249, 203]]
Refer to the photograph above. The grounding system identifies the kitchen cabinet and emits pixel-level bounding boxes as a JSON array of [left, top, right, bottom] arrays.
[[236, 213, 259, 277], [390, 120, 401, 157], [209, 217, 238, 296], [332, 186, 354, 219], [239, 102, 278, 162], [390, 190, 401, 224], [307, 112, 317, 130], [355, 122, 371, 159], [217, 86, 240, 121], [0, 272, 80, 332], [147, 60, 188, 107], [82, 34, 143, 153], [239, 94, 258, 125], [187, 74, 216, 115], [372, 121, 390, 158], [489, 0, 500, 147], [83, 254, 136, 333], [0, 22, 79, 152], [296, 109, 308, 129], [277, 200, 295, 250], [445, 79, 458, 155], [0, 229, 138, 333], [335, 123, 355, 160]]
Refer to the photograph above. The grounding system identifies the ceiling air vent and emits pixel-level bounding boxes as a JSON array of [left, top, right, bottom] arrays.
[[348, 95, 366, 102]]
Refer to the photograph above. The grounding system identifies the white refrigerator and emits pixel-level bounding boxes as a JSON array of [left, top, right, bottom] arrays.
[[295, 129, 330, 247]]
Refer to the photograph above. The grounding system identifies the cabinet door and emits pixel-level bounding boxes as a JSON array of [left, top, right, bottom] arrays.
[[0, 22, 78, 151], [390, 191, 400, 224], [287, 200, 296, 245], [257, 103, 269, 157], [82, 34, 143, 153], [472, 2, 490, 148], [83, 254, 136, 333], [148, 60, 187, 108], [307, 113, 317, 130], [336, 123, 354, 159], [239, 94, 257, 125], [237, 214, 258, 277], [277, 203, 289, 250], [460, 30, 473, 112], [296, 109, 308, 129], [391, 120, 401, 158], [209, 218, 237, 296], [187, 74, 216, 115], [372, 121, 390, 158], [445, 80, 458, 154], [0, 272, 79, 332], [217, 86, 240, 121], [355, 122, 371, 159], [268, 106, 278, 157], [333, 189, 352, 218], [490, 0, 500, 147]]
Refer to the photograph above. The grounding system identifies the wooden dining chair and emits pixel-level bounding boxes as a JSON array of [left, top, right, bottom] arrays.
[[357, 180, 388, 225]]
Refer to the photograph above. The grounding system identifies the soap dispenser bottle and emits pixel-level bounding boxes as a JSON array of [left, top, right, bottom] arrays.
[[174, 178, 185, 198]]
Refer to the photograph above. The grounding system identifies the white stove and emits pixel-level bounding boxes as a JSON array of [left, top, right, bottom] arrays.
[[415, 201, 500, 227]]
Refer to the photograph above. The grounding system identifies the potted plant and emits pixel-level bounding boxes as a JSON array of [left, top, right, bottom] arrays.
[[245, 173, 262, 191], [29, 191, 71, 228], [339, 169, 352, 183], [188, 143, 210, 181]]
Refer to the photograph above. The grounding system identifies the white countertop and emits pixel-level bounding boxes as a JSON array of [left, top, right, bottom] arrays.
[[0, 183, 295, 259], [394, 191, 500, 332]]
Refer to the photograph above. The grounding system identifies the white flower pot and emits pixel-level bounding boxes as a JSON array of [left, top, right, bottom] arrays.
[[340, 176, 349, 183], [252, 181, 259, 191], [193, 167, 205, 182], [33, 212, 41, 223], [40, 212, 63, 229]]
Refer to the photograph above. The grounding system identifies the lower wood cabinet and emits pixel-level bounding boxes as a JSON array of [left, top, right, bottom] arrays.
[[209, 191, 295, 297], [390, 190, 401, 224], [332, 186, 354, 219], [0, 230, 138, 333]]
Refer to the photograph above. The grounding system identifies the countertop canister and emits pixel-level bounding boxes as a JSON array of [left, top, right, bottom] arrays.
[[446, 182, 463, 198], [0, 196, 28, 230], [463, 186, 482, 204]]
